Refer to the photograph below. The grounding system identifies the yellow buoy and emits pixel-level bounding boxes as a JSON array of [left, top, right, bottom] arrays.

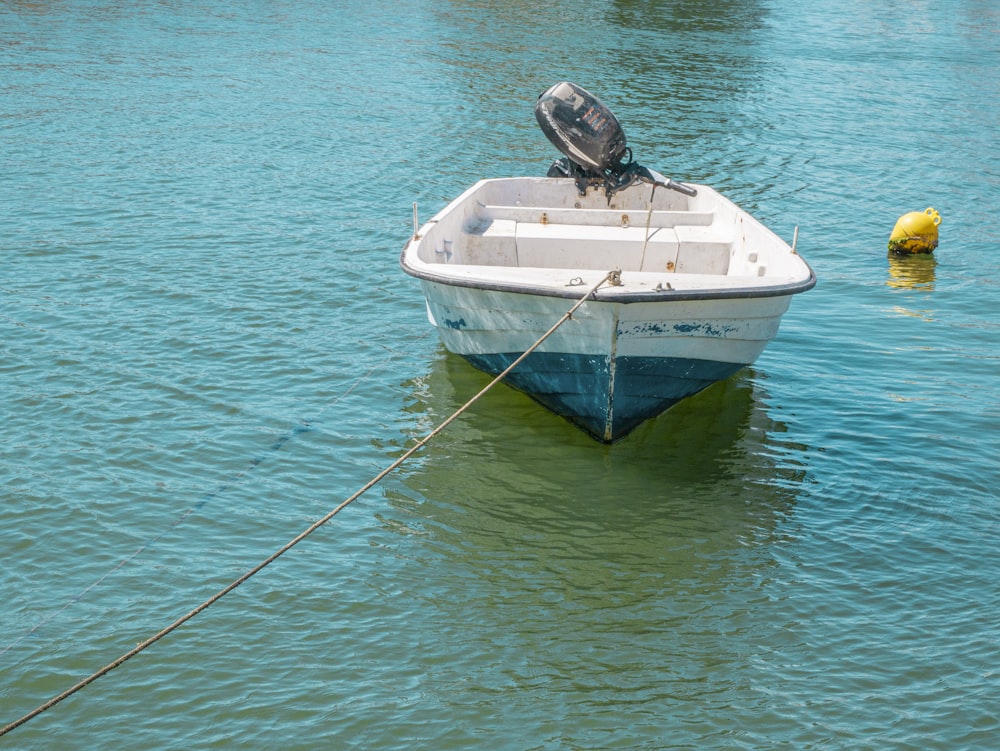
[[888, 207, 940, 254]]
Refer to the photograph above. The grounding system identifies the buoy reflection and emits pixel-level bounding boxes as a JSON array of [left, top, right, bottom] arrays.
[[887, 252, 937, 291]]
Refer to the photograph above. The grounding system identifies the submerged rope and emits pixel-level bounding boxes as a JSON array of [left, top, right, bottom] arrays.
[[0, 346, 406, 660], [0, 424, 308, 660], [1, 271, 614, 738]]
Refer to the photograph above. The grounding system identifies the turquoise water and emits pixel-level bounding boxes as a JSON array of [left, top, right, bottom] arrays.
[[2, 1, 998, 748]]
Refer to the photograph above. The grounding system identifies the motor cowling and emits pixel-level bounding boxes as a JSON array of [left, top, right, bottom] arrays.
[[534, 81, 628, 175], [534, 81, 697, 200]]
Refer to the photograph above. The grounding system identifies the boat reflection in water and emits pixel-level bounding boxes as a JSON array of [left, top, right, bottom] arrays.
[[387, 349, 808, 556], [370, 351, 811, 705]]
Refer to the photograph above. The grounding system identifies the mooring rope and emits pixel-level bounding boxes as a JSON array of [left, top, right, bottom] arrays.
[[1, 271, 614, 738], [638, 182, 658, 272]]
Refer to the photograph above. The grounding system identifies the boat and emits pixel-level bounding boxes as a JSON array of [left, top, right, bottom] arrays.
[[401, 82, 815, 442]]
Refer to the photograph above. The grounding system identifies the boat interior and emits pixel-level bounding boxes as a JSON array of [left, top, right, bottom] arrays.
[[416, 178, 792, 280]]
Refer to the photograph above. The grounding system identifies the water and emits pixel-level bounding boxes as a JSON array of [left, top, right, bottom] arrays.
[[2, 1, 997, 747]]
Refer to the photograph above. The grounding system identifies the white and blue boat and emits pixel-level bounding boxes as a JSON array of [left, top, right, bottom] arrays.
[[401, 82, 815, 441]]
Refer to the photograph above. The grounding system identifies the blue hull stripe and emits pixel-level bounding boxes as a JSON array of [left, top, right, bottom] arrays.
[[463, 351, 744, 441]]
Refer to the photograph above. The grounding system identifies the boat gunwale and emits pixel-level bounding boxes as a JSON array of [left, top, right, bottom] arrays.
[[399, 246, 817, 304]]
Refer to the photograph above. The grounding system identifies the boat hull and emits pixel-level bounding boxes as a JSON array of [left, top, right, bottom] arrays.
[[419, 278, 792, 441], [463, 350, 743, 441]]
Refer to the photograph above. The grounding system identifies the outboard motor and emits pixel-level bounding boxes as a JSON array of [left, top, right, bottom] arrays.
[[534, 81, 696, 200], [535, 82, 628, 177]]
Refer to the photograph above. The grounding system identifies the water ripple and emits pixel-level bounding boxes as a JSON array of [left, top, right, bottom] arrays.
[[2, 1, 998, 748]]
